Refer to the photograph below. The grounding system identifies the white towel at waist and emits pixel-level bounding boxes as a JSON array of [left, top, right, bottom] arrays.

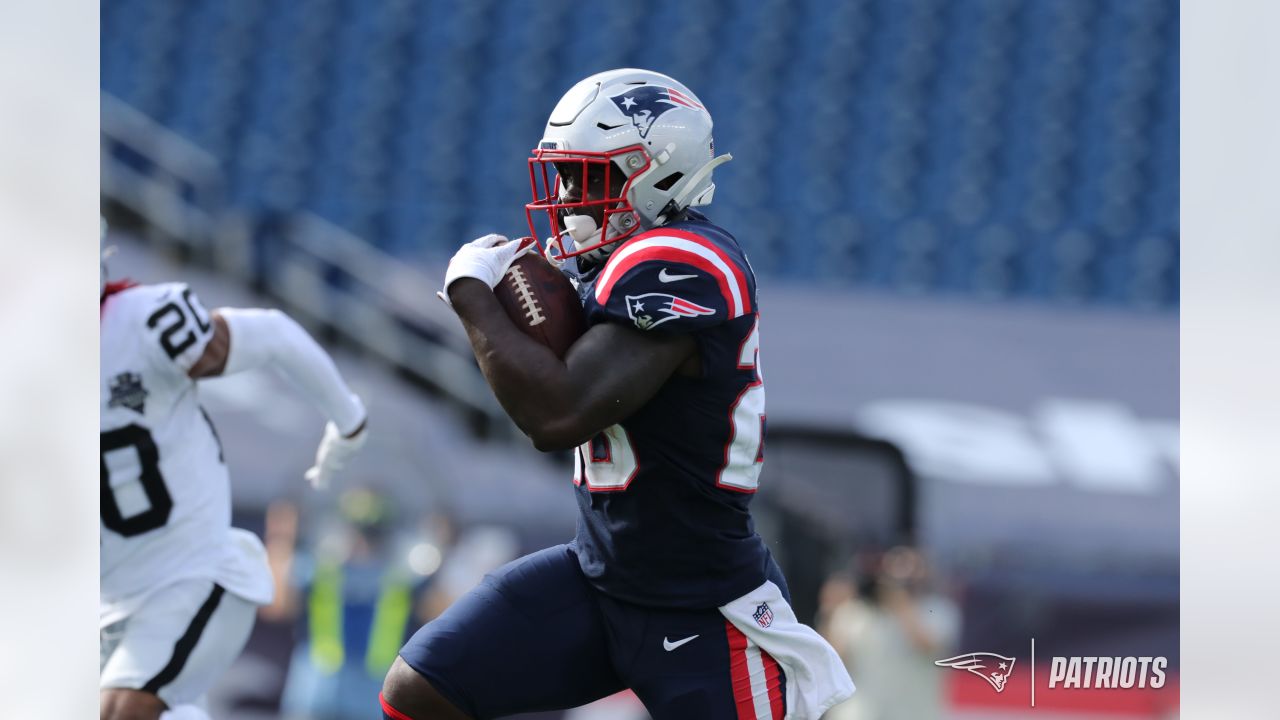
[[720, 580, 856, 720]]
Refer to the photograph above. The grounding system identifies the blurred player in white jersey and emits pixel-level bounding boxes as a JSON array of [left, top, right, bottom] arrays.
[[99, 223, 369, 720]]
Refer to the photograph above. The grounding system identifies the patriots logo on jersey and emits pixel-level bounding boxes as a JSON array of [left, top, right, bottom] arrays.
[[108, 371, 148, 414], [610, 86, 704, 139], [626, 292, 715, 330]]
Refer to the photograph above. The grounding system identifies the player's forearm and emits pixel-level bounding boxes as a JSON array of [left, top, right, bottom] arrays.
[[219, 308, 366, 435], [449, 279, 583, 447]]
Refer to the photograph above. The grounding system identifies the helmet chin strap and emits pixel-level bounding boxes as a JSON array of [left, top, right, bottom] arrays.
[[549, 210, 634, 261], [545, 209, 643, 283], [543, 214, 598, 279]]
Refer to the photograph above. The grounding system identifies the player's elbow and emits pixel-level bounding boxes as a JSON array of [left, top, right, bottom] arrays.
[[528, 427, 580, 453], [529, 434, 566, 453], [526, 414, 591, 453], [507, 388, 591, 452]]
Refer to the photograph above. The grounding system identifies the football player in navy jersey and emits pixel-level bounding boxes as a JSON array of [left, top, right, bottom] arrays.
[[382, 69, 853, 720]]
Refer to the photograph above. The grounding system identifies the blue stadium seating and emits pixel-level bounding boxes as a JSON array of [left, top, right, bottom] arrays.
[[102, 0, 1178, 308]]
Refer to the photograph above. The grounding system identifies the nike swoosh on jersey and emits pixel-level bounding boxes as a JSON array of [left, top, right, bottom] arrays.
[[658, 268, 699, 282], [663, 634, 700, 651]]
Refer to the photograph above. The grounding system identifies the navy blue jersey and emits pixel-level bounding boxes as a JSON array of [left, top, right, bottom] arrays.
[[571, 212, 773, 609]]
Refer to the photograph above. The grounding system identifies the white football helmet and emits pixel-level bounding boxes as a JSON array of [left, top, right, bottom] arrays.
[[525, 68, 733, 267]]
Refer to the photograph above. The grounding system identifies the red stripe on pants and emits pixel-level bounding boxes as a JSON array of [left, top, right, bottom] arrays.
[[725, 620, 758, 719], [761, 650, 785, 719], [380, 692, 415, 720]]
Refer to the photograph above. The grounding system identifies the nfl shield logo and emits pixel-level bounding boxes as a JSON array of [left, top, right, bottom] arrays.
[[752, 602, 774, 628]]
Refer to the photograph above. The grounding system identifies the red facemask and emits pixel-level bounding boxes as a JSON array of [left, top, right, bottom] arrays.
[[525, 144, 651, 262]]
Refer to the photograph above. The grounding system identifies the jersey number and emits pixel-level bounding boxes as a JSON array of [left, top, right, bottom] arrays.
[[574, 319, 766, 493], [101, 424, 173, 537], [719, 318, 765, 492], [146, 288, 211, 360], [574, 424, 638, 491]]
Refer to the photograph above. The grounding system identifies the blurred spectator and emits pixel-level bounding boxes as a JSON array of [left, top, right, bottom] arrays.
[[415, 523, 520, 622], [818, 546, 960, 720], [268, 488, 447, 720]]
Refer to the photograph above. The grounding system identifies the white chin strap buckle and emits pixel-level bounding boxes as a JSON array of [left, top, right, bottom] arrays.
[[547, 211, 635, 268]]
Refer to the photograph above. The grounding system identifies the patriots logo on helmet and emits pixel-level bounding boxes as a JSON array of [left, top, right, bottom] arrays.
[[935, 652, 1017, 693], [610, 86, 704, 139], [625, 292, 715, 330]]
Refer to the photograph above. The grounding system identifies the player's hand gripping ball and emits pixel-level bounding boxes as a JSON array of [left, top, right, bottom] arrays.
[[443, 233, 533, 291], [493, 251, 587, 358]]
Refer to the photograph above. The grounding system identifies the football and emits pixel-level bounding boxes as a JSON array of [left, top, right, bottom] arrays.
[[494, 251, 588, 358]]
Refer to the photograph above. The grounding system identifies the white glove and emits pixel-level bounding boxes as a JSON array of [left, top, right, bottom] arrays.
[[439, 234, 533, 305], [304, 420, 368, 490]]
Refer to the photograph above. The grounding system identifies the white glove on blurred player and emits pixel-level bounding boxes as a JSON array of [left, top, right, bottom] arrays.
[[304, 419, 368, 490], [438, 233, 533, 304]]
